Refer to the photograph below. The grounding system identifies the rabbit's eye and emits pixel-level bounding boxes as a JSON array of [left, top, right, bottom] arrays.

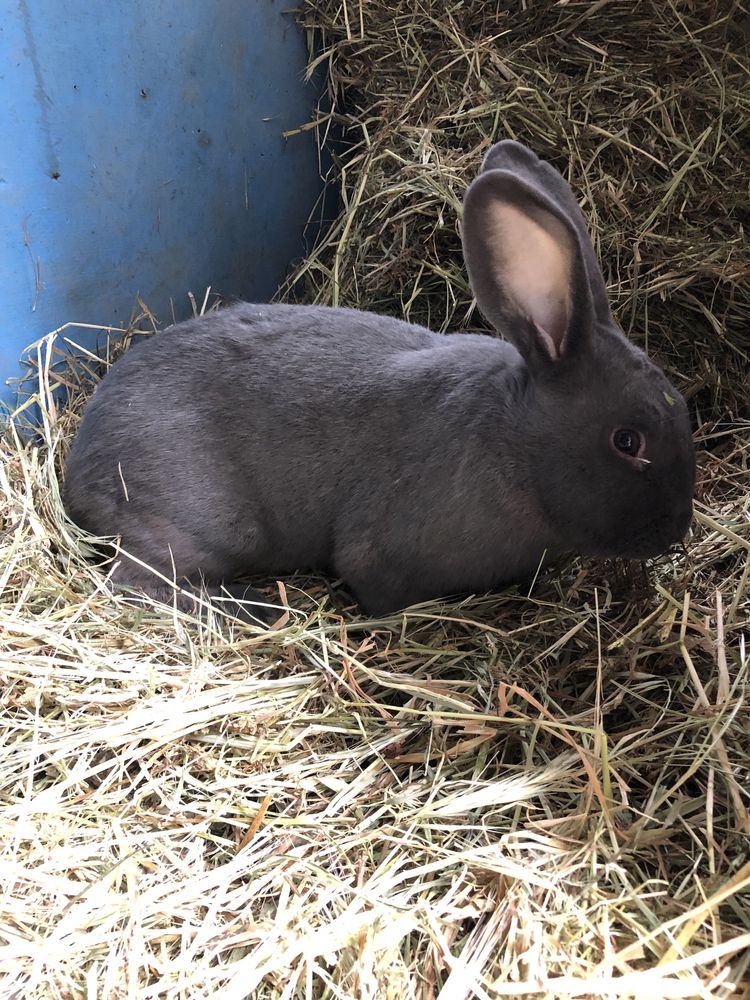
[[612, 428, 642, 457]]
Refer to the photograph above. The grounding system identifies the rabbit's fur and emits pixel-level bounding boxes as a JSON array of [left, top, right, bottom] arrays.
[[64, 141, 695, 618]]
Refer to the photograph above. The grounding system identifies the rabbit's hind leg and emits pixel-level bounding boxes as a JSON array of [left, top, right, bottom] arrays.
[[104, 553, 274, 627]]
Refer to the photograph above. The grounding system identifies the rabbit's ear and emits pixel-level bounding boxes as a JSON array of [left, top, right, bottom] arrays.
[[463, 168, 593, 361], [479, 140, 612, 324]]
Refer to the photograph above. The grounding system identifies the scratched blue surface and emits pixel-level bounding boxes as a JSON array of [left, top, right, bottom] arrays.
[[0, 0, 323, 409]]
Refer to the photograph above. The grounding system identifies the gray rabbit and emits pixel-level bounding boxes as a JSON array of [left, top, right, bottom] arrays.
[[63, 140, 695, 619]]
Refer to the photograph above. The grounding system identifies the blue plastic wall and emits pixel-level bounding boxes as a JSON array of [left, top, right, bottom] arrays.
[[0, 0, 323, 408]]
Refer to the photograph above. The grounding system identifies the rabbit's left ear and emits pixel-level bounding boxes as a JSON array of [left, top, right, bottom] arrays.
[[480, 140, 613, 325], [462, 168, 595, 363]]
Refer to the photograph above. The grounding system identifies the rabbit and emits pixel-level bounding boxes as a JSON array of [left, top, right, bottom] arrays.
[[63, 139, 695, 621]]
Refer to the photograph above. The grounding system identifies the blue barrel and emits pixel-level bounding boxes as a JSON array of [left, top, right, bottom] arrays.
[[0, 1, 323, 409]]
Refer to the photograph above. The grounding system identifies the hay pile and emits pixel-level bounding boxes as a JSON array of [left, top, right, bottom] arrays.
[[291, 0, 750, 420], [1, 2, 749, 998]]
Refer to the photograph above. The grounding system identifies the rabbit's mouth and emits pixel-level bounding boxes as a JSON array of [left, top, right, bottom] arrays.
[[580, 497, 694, 562], [613, 508, 694, 561]]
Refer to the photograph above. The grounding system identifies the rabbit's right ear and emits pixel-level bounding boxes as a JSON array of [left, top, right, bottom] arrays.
[[462, 167, 596, 365]]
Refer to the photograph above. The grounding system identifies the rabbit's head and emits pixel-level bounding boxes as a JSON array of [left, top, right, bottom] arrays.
[[462, 140, 695, 561]]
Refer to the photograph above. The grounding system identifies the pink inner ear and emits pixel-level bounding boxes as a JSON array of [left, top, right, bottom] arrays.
[[484, 200, 573, 358], [529, 291, 570, 359]]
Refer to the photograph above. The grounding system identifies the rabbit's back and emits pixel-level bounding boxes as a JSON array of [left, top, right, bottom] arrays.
[[64, 302, 523, 581]]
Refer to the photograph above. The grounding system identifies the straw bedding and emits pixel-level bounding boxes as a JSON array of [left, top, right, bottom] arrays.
[[1, 1, 749, 997]]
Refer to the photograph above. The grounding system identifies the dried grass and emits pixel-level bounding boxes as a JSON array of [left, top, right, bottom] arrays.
[[1, 1, 749, 998]]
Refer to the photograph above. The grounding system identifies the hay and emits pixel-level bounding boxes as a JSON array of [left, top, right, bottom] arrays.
[[288, 0, 750, 420], [1, 1, 750, 997]]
